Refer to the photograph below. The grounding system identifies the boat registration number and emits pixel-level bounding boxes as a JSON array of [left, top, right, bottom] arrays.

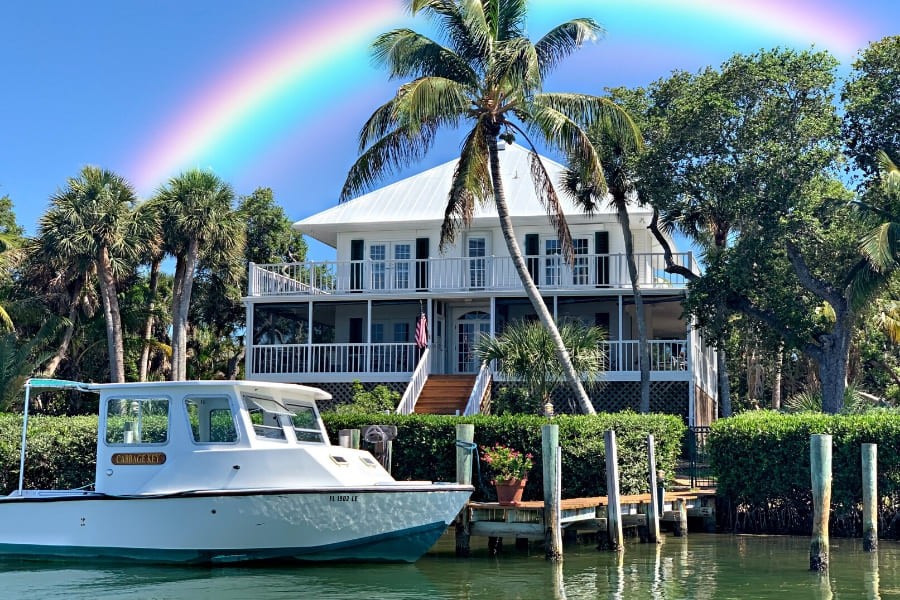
[[111, 452, 167, 465], [329, 495, 359, 502]]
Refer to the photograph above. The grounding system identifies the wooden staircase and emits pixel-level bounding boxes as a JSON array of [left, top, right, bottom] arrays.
[[414, 374, 477, 415]]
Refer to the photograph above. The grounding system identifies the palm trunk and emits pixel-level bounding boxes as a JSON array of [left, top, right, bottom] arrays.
[[139, 258, 161, 382], [97, 246, 125, 383], [487, 136, 595, 414], [772, 341, 784, 410], [615, 198, 650, 413], [170, 239, 200, 381], [42, 276, 85, 378]]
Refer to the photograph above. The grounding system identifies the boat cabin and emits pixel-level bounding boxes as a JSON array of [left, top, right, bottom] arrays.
[[17, 379, 396, 498]]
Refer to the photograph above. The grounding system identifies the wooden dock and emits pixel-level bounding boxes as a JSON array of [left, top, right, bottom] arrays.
[[463, 489, 717, 542]]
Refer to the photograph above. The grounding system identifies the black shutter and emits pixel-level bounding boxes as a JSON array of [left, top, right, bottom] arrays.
[[350, 239, 364, 291], [416, 237, 429, 291], [525, 234, 539, 284], [595, 231, 610, 286]]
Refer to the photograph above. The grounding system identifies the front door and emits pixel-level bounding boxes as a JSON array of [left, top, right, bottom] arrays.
[[369, 241, 413, 291], [455, 311, 491, 373]]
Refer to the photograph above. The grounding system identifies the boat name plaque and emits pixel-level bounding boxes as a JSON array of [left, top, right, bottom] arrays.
[[111, 452, 167, 466]]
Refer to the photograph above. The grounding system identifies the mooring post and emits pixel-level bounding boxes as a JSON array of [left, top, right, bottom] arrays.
[[604, 429, 623, 552], [455, 423, 474, 558], [646, 434, 661, 544], [810, 433, 832, 572], [542, 424, 562, 560], [862, 443, 878, 552], [673, 498, 688, 537], [338, 429, 351, 448], [350, 429, 360, 449]]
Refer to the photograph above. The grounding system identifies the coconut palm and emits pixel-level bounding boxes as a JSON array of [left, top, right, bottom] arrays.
[[342, 0, 638, 414], [38, 167, 154, 382], [860, 150, 900, 270], [562, 116, 653, 412], [476, 319, 606, 413], [152, 169, 245, 381]]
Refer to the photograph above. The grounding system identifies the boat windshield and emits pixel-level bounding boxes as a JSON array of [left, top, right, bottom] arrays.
[[242, 393, 325, 444]]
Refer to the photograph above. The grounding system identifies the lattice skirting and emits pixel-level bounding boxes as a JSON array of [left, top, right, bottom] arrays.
[[494, 381, 690, 420], [303, 381, 408, 412]]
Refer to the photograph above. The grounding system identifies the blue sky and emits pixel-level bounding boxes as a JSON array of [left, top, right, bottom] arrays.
[[0, 1, 897, 262]]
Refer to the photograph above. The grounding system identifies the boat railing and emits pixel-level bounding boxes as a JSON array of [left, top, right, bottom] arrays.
[[463, 361, 493, 416], [397, 348, 430, 415]]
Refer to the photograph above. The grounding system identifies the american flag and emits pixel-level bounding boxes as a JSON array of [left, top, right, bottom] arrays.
[[415, 311, 428, 349]]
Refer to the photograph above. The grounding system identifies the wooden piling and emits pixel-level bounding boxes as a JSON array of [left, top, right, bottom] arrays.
[[455, 424, 474, 558], [350, 429, 360, 449], [646, 434, 661, 544], [810, 433, 832, 572], [338, 429, 351, 448], [862, 443, 878, 552], [542, 424, 563, 561], [672, 498, 688, 537], [604, 429, 623, 552]]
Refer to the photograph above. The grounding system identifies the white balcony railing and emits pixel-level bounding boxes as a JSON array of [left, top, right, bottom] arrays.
[[249, 340, 688, 378], [249, 252, 693, 296]]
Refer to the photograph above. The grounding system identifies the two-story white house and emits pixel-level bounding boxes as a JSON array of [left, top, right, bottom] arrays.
[[244, 143, 717, 425]]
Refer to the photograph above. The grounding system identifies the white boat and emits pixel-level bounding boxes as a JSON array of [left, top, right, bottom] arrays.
[[0, 378, 472, 564]]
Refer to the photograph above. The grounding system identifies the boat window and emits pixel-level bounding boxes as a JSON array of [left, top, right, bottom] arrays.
[[185, 396, 237, 443], [247, 405, 287, 440], [290, 406, 324, 443], [105, 398, 169, 445]]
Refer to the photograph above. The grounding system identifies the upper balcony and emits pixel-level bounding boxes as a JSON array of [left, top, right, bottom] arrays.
[[248, 252, 696, 298]]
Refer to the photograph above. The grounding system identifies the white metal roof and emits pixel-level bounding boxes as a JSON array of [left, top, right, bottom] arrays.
[[295, 143, 652, 248]]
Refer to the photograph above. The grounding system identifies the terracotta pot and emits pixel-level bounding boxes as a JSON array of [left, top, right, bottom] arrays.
[[495, 478, 527, 506]]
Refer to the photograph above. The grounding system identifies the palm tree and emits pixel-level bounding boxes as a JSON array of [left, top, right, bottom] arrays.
[[341, 0, 638, 414], [476, 319, 606, 413], [861, 150, 900, 270], [562, 117, 653, 412], [152, 169, 245, 381], [38, 166, 153, 382]]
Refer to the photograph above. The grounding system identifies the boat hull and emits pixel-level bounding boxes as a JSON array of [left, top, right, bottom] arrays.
[[0, 486, 471, 564]]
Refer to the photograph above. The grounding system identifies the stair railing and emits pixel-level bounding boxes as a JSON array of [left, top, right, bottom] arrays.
[[463, 361, 492, 416], [396, 348, 430, 415]]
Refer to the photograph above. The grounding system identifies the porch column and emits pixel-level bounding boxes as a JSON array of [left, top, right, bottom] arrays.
[[687, 321, 695, 427], [427, 298, 433, 371], [307, 301, 313, 373], [367, 300, 372, 372], [246, 302, 255, 377], [618, 295, 624, 372], [490, 297, 496, 337]]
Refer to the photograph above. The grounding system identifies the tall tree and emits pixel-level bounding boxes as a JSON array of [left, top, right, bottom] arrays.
[[562, 115, 652, 412], [152, 169, 244, 381], [842, 35, 900, 182], [38, 167, 153, 382], [341, 0, 638, 414]]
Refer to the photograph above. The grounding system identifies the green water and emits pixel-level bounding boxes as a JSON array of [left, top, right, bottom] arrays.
[[0, 533, 896, 599]]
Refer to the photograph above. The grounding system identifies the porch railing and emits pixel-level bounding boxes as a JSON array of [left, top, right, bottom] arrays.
[[249, 342, 418, 375], [463, 361, 493, 416], [248, 339, 689, 377], [397, 348, 430, 415], [249, 252, 694, 296]]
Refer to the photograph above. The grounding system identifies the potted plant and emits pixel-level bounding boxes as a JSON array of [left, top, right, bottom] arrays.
[[482, 444, 533, 506]]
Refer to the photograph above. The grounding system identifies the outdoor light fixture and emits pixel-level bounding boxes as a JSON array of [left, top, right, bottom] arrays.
[[544, 401, 554, 421]]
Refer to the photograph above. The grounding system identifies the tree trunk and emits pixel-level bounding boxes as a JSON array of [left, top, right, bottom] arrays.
[[487, 136, 595, 415], [717, 348, 731, 417], [42, 276, 84, 378], [97, 247, 126, 383], [819, 320, 852, 414], [170, 238, 200, 381], [772, 342, 784, 410], [226, 347, 245, 380], [139, 258, 162, 382], [615, 199, 650, 413]]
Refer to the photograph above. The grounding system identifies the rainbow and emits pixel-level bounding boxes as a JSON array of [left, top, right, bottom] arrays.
[[129, 0, 875, 196]]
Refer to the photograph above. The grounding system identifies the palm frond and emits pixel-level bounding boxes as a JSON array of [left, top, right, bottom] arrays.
[[491, 37, 541, 95], [534, 18, 604, 79], [441, 122, 492, 248], [529, 148, 574, 264], [371, 28, 477, 86], [860, 221, 900, 271]]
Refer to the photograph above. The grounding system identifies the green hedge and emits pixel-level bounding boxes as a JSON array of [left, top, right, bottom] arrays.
[[709, 411, 900, 534], [323, 412, 685, 502], [0, 412, 685, 502]]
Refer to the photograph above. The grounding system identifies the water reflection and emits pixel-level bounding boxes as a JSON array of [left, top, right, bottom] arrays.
[[0, 534, 897, 599]]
